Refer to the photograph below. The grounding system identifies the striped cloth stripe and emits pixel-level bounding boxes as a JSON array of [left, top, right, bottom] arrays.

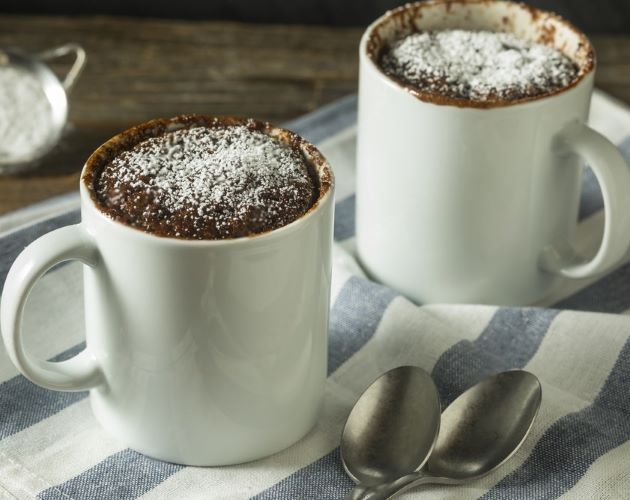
[[1, 92, 630, 499]]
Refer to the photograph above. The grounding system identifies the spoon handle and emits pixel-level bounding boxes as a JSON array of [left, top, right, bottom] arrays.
[[382, 474, 437, 499], [346, 473, 435, 500], [375, 473, 439, 499], [346, 485, 371, 500]]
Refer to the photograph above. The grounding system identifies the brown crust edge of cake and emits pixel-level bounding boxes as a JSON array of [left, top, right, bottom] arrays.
[[365, 0, 596, 109], [82, 115, 334, 240]]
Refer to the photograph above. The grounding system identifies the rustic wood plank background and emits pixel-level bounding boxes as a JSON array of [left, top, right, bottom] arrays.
[[1, 15, 629, 214]]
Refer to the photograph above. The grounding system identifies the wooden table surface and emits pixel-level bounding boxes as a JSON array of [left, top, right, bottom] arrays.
[[1, 15, 630, 215]]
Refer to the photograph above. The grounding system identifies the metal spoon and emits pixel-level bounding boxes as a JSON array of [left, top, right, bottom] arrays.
[[346, 370, 542, 499], [341, 366, 441, 500]]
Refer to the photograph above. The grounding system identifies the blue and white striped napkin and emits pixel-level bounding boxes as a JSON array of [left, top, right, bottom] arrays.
[[1, 91, 630, 499]]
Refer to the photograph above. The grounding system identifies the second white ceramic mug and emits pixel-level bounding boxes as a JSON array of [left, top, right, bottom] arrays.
[[0, 116, 335, 465], [356, 0, 630, 305]]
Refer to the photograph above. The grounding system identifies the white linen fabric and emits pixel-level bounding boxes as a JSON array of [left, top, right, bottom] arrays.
[[1, 92, 630, 499]]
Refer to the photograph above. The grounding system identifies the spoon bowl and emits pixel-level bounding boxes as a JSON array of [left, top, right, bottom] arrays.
[[341, 366, 441, 488], [427, 370, 542, 482]]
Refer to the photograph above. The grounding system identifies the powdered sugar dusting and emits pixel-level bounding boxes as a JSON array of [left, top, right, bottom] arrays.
[[95, 124, 317, 239], [380, 30, 579, 102]]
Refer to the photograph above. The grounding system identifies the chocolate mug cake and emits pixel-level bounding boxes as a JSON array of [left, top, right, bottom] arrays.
[[85, 117, 322, 240], [379, 29, 579, 103]]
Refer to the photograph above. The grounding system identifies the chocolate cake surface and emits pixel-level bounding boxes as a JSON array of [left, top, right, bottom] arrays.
[[379, 30, 579, 103], [87, 119, 320, 240]]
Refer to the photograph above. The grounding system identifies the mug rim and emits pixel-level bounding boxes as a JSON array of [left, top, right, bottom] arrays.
[[80, 115, 335, 247], [360, 0, 596, 109]]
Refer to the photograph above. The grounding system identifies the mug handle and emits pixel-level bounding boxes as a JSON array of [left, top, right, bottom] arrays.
[[1, 224, 104, 391], [540, 121, 630, 278]]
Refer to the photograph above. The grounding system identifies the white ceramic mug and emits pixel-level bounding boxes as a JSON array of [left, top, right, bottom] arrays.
[[356, 0, 630, 305], [0, 117, 335, 465]]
